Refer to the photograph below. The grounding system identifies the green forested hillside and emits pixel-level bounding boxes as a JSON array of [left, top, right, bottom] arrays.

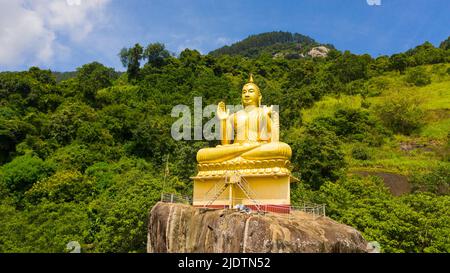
[[1, 34, 449, 253], [209, 31, 330, 58]]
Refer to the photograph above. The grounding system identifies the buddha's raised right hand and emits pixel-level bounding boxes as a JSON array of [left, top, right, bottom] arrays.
[[217, 101, 230, 120]]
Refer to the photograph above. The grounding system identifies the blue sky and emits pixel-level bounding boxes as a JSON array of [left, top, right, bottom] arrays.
[[0, 0, 449, 71]]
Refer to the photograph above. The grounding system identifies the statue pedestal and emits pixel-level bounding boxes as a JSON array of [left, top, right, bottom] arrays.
[[192, 159, 297, 212]]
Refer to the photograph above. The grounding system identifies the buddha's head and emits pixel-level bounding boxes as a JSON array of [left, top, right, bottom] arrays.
[[242, 74, 262, 107]]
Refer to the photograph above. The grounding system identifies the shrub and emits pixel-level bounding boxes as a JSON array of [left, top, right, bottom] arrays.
[[361, 99, 371, 109], [367, 77, 391, 97], [351, 145, 372, 160], [410, 164, 450, 195], [0, 155, 55, 194], [313, 107, 389, 146], [345, 79, 368, 96], [405, 67, 431, 86], [375, 93, 424, 135]]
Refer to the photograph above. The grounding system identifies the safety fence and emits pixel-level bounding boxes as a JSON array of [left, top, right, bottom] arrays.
[[160, 193, 191, 205], [161, 193, 326, 219]]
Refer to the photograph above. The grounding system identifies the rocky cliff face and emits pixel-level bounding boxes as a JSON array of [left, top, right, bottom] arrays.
[[147, 202, 368, 253]]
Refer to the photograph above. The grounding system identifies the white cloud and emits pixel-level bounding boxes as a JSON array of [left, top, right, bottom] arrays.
[[0, 0, 110, 69]]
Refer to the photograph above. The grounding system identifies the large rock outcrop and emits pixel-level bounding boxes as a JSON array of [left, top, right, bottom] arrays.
[[308, 46, 330, 58], [147, 202, 368, 253]]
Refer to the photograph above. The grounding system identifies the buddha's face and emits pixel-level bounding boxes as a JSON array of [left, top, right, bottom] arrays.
[[242, 83, 261, 107]]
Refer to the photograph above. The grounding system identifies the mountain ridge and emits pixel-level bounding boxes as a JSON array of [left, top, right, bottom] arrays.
[[209, 31, 334, 58]]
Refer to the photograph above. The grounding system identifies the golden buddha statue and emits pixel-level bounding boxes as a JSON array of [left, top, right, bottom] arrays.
[[196, 74, 292, 177]]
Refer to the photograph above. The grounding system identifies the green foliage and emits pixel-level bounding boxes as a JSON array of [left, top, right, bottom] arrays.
[[345, 79, 368, 96], [209, 31, 317, 57], [28, 67, 56, 85], [389, 53, 408, 72], [97, 104, 136, 142], [292, 175, 450, 253], [96, 85, 141, 106], [405, 66, 431, 86], [84, 162, 115, 190], [288, 123, 346, 190], [411, 164, 450, 195], [313, 107, 388, 145], [375, 93, 425, 135], [440, 36, 450, 50], [0, 201, 90, 252], [368, 56, 391, 76], [90, 171, 163, 252], [76, 122, 114, 145], [143, 43, 171, 67], [351, 144, 372, 160], [329, 51, 372, 83], [25, 170, 95, 204], [0, 115, 35, 163], [366, 76, 391, 96], [129, 116, 176, 163], [0, 155, 54, 195], [405, 42, 448, 66], [45, 102, 97, 145], [52, 71, 78, 82], [75, 62, 117, 103], [119, 43, 144, 80], [179, 49, 202, 68], [47, 143, 111, 172]]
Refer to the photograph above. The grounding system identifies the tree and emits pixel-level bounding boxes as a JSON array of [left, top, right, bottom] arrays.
[[119, 43, 144, 80], [368, 55, 390, 76], [130, 116, 175, 165], [45, 102, 97, 145], [0, 155, 55, 199], [143, 43, 171, 67], [76, 62, 117, 103], [25, 170, 95, 204], [389, 53, 408, 73], [209, 31, 317, 58], [0, 201, 90, 252], [0, 116, 35, 164], [179, 49, 202, 69], [28, 67, 56, 85], [85, 158, 164, 252], [288, 123, 346, 190], [406, 42, 446, 66], [439, 36, 450, 50], [329, 51, 372, 83]]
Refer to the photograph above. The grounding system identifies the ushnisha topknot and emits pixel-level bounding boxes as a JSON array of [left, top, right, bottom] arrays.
[[242, 73, 261, 96]]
